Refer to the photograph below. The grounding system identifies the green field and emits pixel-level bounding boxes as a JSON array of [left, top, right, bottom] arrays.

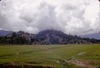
[[0, 44, 100, 68]]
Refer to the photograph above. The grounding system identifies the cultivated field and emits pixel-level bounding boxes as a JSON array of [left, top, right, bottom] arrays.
[[0, 44, 100, 68]]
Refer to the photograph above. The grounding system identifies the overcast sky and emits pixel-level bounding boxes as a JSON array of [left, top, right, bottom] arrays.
[[0, 0, 100, 35]]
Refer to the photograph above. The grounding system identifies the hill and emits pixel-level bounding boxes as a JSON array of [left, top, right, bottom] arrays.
[[80, 33, 100, 40], [0, 30, 12, 36], [0, 29, 100, 45], [34, 29, 91, 44]]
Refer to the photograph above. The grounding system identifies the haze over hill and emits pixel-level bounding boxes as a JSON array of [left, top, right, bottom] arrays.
[[0, 0, 100, 35]]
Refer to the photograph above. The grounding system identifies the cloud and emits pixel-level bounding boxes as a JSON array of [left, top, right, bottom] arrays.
[[0, 0, 100, 35]]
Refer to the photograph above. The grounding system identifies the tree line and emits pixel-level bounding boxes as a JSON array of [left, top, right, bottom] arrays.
[[0, 30, 100, 45]]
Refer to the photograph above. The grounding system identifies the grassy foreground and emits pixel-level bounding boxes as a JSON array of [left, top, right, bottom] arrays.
[[0, 44, 100, 68]]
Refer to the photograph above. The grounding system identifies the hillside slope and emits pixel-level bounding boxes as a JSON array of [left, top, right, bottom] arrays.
[[81, 33, 100, 40], [34, 29, 92, 44], [0, 30, 12, 36]]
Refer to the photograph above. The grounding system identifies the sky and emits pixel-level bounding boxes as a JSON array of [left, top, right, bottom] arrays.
[[0, 0, 100, 35]]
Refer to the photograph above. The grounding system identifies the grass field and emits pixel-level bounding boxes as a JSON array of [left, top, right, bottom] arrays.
[[0, 44, 100, 68]]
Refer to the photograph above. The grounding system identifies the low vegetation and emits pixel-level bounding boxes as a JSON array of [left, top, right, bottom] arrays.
[[0, 44, 100, 68]]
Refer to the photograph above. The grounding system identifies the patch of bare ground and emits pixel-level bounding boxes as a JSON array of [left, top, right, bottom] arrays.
[[0, 62, 55, 68], [70, 59, 97, 68], [57, 57, 98, 68], [66, 52, 99, 68]]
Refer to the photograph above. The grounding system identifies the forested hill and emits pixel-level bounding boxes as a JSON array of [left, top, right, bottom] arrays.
[[0, 30, 100, 45]]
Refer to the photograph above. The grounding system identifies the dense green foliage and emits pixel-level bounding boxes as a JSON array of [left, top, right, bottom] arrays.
[[0, 44, 100, 68]]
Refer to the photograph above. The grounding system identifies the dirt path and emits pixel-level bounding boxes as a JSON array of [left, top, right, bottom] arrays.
[[70, 60, 96, 68], [68, 52, 97, 68], [55, 52, 97, 68]]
